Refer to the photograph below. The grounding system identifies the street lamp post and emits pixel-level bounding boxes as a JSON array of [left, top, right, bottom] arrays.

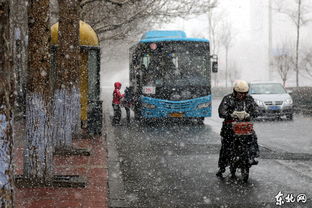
[[268, 0, 273, 81]]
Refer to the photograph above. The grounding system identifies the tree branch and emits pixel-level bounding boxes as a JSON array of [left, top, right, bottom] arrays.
[[95, 0, 156, 33], [107, 0, 131, 6]]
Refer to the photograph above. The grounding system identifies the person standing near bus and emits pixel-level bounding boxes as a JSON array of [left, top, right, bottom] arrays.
[[123, 86, 134, 124], [112, 82, 124, 125]]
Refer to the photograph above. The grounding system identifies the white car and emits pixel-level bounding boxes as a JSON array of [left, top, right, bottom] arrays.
[[249, 81, 294, 120]]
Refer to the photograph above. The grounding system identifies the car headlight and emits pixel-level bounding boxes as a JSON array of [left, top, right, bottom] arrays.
[[142, 103, 156, 109], [255, 99, 265, 107], [284, 98, 293, 105], [197, 102, 211, 109]]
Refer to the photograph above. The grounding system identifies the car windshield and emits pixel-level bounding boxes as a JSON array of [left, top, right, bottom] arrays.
[[250, 83, 287, 94]]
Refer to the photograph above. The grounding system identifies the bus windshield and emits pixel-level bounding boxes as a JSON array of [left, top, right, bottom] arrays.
[[139, 42, 209, 87]]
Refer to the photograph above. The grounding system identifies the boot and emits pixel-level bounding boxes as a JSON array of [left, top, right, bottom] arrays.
[[230, 167, 236, 179], [216, 168, 225, 177], [249, 158, 258, 166]]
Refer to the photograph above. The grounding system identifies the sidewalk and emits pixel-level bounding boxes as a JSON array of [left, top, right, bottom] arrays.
[[13, 120, 109, 208]]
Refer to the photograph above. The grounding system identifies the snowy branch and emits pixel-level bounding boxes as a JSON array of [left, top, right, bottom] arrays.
[[81, 0, 218, 40]]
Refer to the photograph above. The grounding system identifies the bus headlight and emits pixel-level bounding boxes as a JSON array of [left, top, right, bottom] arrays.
[[142, 103, 156, 109], [197, 102, 211, 109]]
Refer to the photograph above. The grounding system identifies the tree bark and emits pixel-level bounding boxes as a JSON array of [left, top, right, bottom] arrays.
[[225, 47, 229, 88], [295, 0, 301, 87], [24, 0, 53, 181], [0, 1, 14, 207], [53, 0, 81, 149]]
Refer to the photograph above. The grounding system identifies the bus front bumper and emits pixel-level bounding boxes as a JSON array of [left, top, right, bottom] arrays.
[[141, 108, 211, 118]]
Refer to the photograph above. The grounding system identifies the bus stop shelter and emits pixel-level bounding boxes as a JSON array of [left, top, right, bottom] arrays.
[[51, 20, 102, 135]]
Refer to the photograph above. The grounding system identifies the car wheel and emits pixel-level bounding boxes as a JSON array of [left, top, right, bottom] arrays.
[[286, 113, 293, 120]]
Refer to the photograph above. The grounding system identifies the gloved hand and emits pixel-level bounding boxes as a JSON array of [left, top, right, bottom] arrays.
[[244, 112, 250, 119], [231, 111, 249, 120], [230, 111, 240, 119], [236, 111, 246, 120]]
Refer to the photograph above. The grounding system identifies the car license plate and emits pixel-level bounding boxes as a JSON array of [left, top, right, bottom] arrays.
[[268, 106, 280, 110], [169, 112, 184, 118]]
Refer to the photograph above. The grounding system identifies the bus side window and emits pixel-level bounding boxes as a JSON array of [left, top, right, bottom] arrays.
[[142, 56, 151, 85], [143, 55, 150, 68]]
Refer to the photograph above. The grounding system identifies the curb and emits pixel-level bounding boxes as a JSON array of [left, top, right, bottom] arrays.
[[103, 101, 128, 208]]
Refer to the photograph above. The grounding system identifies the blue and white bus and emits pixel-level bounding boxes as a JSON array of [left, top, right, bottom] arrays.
[[129, 30, 218, 122]]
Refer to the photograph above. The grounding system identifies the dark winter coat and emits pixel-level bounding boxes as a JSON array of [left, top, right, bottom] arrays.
[[123, 87, 134, 106], [218, 93, 259, 138]]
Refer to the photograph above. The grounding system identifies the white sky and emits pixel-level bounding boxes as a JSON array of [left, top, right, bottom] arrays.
[[161, 0, 312, 87]]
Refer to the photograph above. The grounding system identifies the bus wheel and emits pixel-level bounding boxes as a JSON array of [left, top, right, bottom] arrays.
[[196, 117, 204, 125]]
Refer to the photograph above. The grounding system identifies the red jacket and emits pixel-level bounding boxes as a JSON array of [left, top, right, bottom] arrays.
[[112, 82, 124, 104]]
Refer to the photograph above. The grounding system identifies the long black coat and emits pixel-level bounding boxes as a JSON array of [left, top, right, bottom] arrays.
[[217, 93, 260, 168]]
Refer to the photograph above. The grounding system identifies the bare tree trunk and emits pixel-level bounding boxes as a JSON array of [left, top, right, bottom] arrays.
[[295, 0, 301, 87], [0, 1, 14, 207], [268, 0, 273, 81], [208, 10, 217, 87], [11, 0, 28, 117], [24, 0, 53, 181], [220, 21, 233, 88], [207, 10, 215, 53], [225, 47, 229, 88], [53, 0, 81, 149]]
